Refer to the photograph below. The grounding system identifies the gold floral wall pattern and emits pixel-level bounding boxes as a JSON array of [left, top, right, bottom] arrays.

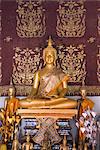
[[57, 44, 86, 83], [16, 0, 46, 38], [97, 46, 100, 82], [12, 47, 42, 85], [56, 0, 86, 37]]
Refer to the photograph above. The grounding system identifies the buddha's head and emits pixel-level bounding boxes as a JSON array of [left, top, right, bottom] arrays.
[[80, 88, 86, 99], [8, 87, 15, 97], [26, 134, 30, 142], [14, 134, 17, 140], [43, 36, 57, 65]]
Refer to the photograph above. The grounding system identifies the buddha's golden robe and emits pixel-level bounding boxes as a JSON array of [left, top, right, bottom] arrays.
[[20, 67, 77, 109], [35, 67, 67, 98]]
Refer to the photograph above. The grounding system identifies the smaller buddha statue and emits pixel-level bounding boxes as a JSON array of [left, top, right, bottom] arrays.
[[60, 135, 69, 150], [78, 87, 95, 147], [80, 87, 94, 111], [12, 134, 19, 150], [5, 86, 19, 118], [22, 134, 33, 150]]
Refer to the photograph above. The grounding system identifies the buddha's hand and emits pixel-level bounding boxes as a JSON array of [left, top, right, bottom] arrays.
[[26, 97, 32, 102], [51, 95, 59, 98], [22, 97, 32, 102]]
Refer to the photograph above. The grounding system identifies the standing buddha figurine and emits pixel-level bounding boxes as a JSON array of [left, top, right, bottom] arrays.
[[22, 134, 33, 150], [12, 134, 19, 150], [80, 88, 94, 112], [5, 86, 19, 118]]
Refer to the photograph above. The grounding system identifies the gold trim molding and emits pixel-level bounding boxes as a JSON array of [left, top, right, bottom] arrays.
[[0, 85, 100, 96]]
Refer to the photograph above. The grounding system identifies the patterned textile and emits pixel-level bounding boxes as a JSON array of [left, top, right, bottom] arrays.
[[33, 118, 61, 145]]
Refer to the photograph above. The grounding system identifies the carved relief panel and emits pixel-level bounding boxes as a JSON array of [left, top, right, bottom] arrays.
[[57, 44, 86, 83], [56, 0, 86, 37], [12, 47, 42, 85], [16, 0, 46, 38]]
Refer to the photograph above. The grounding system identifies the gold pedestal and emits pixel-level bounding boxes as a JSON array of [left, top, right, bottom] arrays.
[[17, 108, 78, 119]]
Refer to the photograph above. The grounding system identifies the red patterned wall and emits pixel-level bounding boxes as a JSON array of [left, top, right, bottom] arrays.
[[0, 0, 100, 95]]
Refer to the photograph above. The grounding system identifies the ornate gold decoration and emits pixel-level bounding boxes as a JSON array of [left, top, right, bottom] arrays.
[[16, 0, 46, 38], [87, 37, 95, 43], [57, 44, 86, 83], [56, 0, 86, 37], [97, 46, 100, 82], [4, 36, 12, 42], [12, 47, 42, 85], [0, 85, 100, 96], [98, 8, 100, 35], [0, 108, 21, 142]]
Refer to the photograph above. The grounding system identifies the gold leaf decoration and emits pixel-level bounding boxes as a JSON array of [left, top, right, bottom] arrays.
[[0, 85, 100, 96], [97, 46, 100, 82], [16, 0, 46, 38], [4, 36, 12, 43], [57, 44, 86, 83], [12, 47, 42, 85], [87, 37, 95, 44], [56, 0, 86, 37]]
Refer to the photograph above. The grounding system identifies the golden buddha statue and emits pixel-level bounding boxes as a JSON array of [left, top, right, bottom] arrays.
[[12, 134, 19, 150], [5, 86, 19, 118], [20, 37, 77, 109], [80, 88, 94, 111], [22, 134, 33, 150]]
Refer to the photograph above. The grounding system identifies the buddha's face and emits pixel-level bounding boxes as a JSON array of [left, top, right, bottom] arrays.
[[26, 135, 30, 142], [45, 51, 55, 64], [81, 89, 86, 98], [8, 87, 15, 97]]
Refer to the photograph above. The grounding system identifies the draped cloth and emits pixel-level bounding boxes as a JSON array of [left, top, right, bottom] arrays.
[[36, 67, 68, 98], [33, 118, 61, 145]]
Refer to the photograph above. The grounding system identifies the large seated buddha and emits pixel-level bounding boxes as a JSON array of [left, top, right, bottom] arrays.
[[19, 37, 77, 109]]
